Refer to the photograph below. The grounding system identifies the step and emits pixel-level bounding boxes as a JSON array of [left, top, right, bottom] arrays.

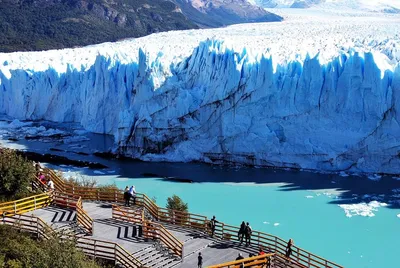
[[162, 260, 182, 268], [134, 246, 159, 260], [140, 252, 166, 266], [152, 256, 179, 268]]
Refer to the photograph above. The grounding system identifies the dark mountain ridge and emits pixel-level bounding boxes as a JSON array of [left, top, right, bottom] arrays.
[[0, 0, 282, 52]]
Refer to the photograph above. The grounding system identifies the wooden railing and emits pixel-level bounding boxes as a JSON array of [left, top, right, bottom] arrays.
[[52, 191, 79, 209], [0, 192, 51, 216], [43, 168, 343, 268], [0, 214, 144, 268], [32, 175, 48, 192], [112, 204, 183, 259], [208, 253, 275, 268], [75, 236, 145, 268], [76, 197, 93, 234], [112, 204, 144, 225], [45, 169, 65, 192], [1, 214, 55, 240], [143, 221, 184, 259], [158, 207, 208, 230]]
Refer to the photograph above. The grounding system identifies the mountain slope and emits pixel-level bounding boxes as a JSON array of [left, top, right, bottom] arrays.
[[0, 0, 282, 52], [175, 0, 283, 27], [0, 0, 199, 52]]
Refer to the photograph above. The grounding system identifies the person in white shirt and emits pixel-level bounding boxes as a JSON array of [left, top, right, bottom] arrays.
[[47, 178, 55, 191], [129, 185, 136, 205]]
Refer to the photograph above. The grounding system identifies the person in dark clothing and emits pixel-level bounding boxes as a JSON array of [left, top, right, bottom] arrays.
[[238, 221, 246, 244], [198, 252, 203, 268], [235, 253, 244, 261], [123, 186, 130, 206], [285, 238, 293, 258], [245, 222, 252, 246], [209, 216, 219, 237]]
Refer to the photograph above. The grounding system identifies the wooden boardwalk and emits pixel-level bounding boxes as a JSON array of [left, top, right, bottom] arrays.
[[1, 169, 342, 268], [25, 201, 266, 267]]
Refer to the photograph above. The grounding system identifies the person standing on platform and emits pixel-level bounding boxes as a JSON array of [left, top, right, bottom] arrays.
[[245, 222, 252, 246], [286, 238, 293, 258], [198, 252, 203, 268], [209, 216, 219, 238], [124, 186, 130, 206], [129, 185, 136, 205], [238, 221, 246, 244]]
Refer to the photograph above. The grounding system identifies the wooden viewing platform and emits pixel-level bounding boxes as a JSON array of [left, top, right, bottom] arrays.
[[0, 168, 343, 268]]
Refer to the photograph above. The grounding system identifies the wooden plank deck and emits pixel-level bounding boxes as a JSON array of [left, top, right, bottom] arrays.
[[24, 202, 298, 268]]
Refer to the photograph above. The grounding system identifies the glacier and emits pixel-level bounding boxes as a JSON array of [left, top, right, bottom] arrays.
[[1, 10, 400, 174]]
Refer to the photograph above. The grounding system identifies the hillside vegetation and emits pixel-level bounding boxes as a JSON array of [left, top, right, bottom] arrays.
[[0, 0, 282, 52], [0, 225, 101, 268], [0, 148, 36, 201], [0, 0, 198, 52]]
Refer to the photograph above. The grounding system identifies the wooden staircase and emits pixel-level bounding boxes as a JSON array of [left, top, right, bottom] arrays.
[[133, 245, 181, 268]]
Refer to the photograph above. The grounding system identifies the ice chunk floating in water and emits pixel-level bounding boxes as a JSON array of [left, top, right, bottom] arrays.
[[1, 13, 400, 174], [339, 201, 388, 217]]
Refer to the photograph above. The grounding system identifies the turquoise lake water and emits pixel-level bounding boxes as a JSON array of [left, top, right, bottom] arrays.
[[61, 165, 400, 268]]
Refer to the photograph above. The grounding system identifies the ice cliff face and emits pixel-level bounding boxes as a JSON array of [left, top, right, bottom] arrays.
[[1, 12, 400, 174]]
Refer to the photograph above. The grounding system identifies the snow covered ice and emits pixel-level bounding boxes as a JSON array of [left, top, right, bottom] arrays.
[[1, 10, 400, 174], [339, 200, 388, 217]]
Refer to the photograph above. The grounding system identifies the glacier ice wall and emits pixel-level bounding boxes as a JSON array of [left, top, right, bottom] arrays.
[[1, 40, 399, 174]]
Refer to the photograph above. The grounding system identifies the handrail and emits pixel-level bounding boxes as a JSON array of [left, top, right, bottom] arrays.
[[32, 175, 48, 191], [112, 204, 144, 225], [0, 192, 51, 216], [0, 213, 144, 268], [76, 197, 93, 234], [208, 253, 275, 268], [111, 204, 183, 259], [39, 168, 343, 268], [143, 220, 183, 259]]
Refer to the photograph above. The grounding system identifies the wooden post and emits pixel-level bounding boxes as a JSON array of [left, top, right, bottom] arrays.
[[297, 249, 301, 264], [114, 244, 117, 266], [35, 216, 39, 239], [93, 240, 97, 259]]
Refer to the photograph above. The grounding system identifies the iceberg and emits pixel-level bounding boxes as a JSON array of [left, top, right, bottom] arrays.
[[0, 12, 400, 174]]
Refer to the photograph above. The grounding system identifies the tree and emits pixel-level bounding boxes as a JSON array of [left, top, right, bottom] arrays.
[[166, 194, 188, 225], [0, 148, 36, 201], [166, 194, 188, 212]]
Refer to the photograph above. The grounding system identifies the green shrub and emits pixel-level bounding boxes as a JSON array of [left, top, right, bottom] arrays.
[[166, 194, 188, 212], [0, 225, 100, 268], [166, 194, 189, 225], [0, 149, 36, 201]]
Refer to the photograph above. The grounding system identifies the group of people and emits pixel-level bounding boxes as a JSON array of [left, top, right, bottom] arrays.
[[33, 161, 54, 191], [199, 215, 294, 268], [238, 221, 252, 246], [123, 185, 136, 206]]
